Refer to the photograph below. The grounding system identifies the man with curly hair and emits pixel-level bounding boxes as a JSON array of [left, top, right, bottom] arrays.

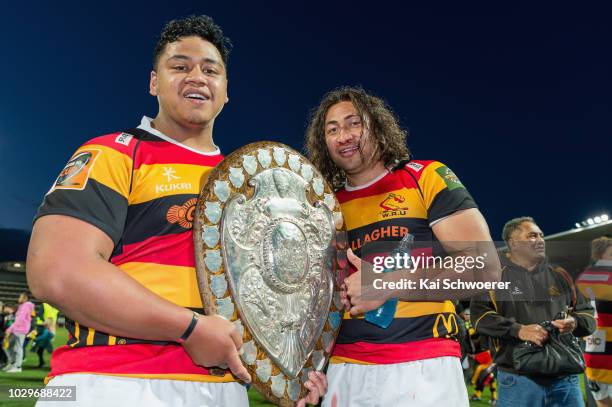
[[28, 15, 325, 407], [305, 86, 498, 406]]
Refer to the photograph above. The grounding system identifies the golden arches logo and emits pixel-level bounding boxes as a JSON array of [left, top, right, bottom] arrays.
[[433, 313, 459, 338]]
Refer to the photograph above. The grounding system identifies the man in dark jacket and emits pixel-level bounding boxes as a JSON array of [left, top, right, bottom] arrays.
[[470, 216, 596, 407]]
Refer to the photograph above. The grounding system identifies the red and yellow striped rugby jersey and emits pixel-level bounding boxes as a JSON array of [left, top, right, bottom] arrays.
[[331, 160, 478, 365], [577, 261, 612, 383], [35, 117, 232, 382]]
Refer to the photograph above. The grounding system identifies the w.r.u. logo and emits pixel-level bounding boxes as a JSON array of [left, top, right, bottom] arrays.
[[433, 313, 459, 338]]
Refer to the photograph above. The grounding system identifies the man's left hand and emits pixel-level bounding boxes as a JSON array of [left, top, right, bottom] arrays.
[[551, 316, 577, 334], [296, 371, 327, 407], [344, 249, 389, 315]]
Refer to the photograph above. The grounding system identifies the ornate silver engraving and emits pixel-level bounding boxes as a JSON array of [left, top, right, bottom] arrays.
[[257, 148, 272, 168], [324, 193, 336, 211], [271, 374, 287, 398], [204, 202, 222, 224], [301, 164, 313, 182], [229, 167, 245, 189], [288, 379, 301, 401], [312, 178, 324, 196], [210, 275, 227, 298], [243, 155, 258, 175], [216, 297, 234, 320], [288, 154, 301, 173], [205, 250, 222, 273], [214, 180, 230, 202], [256, 358, 272, 383], [242, 340, 257, 365], [273, 146, 287, 166], [202, 225, 220, 248], [221, 167, 335, 378]]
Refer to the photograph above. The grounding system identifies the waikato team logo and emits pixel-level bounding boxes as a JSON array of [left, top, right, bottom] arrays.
[[166, 198, 197, 229], [51, 149, 101, 191], [379, 193, 409, 218]]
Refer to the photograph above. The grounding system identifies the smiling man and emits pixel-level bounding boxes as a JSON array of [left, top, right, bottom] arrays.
[[305, 86, 498, 406], [471, 217, 596, 407], [27, 15, 324, 407]]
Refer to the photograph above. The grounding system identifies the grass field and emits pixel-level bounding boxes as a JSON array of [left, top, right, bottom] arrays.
[[0, 328, 544, 406]]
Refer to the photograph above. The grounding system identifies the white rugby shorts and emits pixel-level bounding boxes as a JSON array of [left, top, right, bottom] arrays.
[[35, 373, 248, 407], [323, 356, 469, 407]]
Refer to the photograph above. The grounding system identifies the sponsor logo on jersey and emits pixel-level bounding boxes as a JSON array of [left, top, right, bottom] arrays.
[[51, 149, 101, 191], [511, 285, 524, 296], [433, 313, 459, 338], [349, 225, 409, 251], [115, 133, 133, 146], [162, 167, 180, 182], [379, 193, 409, 218], [155, 167, 193, 194], [435, 166, 464, 191], [406, 162, 424, 172], [166, 198, 197, 228]]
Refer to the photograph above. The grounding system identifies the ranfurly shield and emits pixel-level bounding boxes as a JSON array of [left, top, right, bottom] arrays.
[[194, 142, 347, 406]]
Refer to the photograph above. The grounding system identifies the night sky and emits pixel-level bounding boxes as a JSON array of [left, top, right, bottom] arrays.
[[1, 2, 610, 240]]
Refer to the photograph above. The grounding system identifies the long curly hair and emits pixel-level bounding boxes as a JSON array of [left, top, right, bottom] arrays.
[[304, 86, 410, 190]]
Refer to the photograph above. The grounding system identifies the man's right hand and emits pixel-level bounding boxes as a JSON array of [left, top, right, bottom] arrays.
[[182, 314, 251, 383], [518, 324, 548, 346]]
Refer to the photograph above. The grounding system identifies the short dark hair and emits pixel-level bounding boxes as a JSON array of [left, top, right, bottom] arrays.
[[153, 15, 232, 70], [502, 216, 535, 244]]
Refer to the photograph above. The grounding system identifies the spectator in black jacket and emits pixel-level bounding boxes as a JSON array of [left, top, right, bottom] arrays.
[[470, 216, 596, 407]]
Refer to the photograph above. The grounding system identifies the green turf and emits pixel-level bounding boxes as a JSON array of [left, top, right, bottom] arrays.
[[0, 328, 588, 406]]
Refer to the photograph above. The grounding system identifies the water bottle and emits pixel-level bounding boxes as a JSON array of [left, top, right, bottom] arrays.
[[365, 233, 414, 329]]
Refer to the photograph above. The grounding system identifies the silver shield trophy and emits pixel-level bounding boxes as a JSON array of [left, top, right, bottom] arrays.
[[194, 142, 347, 406]]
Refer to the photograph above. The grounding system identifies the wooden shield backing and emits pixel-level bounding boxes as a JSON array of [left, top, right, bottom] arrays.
[[194, 141, 347, 406]]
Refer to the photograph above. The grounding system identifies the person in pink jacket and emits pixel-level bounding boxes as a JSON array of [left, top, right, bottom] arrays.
[[2, 292, 34, 373]]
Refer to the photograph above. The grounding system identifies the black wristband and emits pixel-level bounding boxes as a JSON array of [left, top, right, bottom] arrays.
[[178, 312, 199, 343]]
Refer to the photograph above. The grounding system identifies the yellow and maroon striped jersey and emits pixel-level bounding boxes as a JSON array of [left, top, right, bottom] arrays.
[[331, 160, 478, 365], [35, 117, 232, 382], [577, 261, 612, 384]]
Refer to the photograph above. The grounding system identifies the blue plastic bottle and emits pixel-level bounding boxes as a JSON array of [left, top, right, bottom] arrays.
[[365, 233, 414, 329]]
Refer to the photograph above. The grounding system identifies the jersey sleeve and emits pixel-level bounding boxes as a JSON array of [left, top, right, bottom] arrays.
[[417, 161, 478, 224], [34, 133, 136, 245]]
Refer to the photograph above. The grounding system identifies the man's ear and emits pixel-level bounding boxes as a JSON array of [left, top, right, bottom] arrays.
[[149, 71, 158, 96]]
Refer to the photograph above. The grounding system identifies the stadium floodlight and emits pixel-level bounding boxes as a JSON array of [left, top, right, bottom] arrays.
[[13, 263, 22, 268], [595, 216, 602, 223], [602, 214, 609, 222], [587, 218, 595, 225], [575, 223, 581, 228], [582, 221, 588, 227]]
